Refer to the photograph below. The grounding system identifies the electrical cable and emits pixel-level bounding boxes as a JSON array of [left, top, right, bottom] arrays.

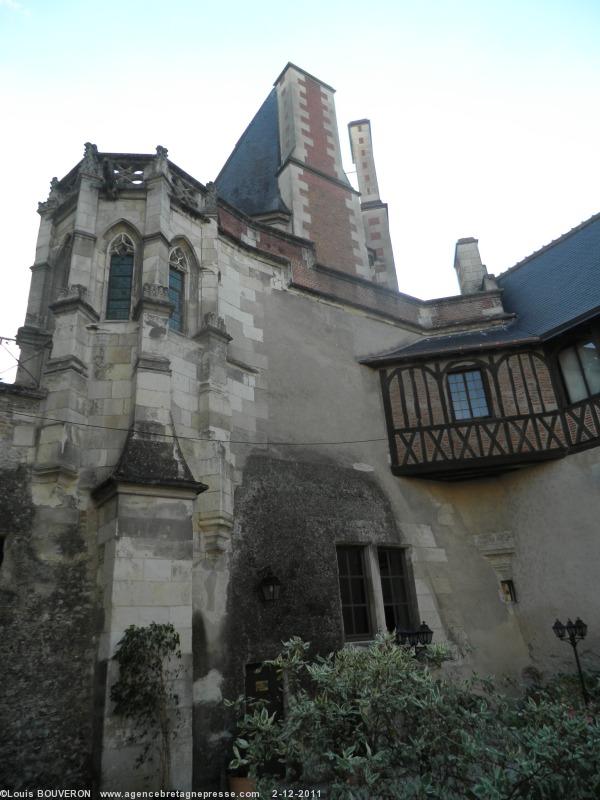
[[0, 342, 39, 385], [11, 409, 388, 447]]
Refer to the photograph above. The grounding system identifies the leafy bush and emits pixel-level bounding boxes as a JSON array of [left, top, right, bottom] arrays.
[[230, 635, 600, 799], [111, 623, 182, 788]]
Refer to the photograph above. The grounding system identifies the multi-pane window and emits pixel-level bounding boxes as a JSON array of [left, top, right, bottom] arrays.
[[447, 370, 490, 420], [378, 548, 412, 632], [337, 547, 371, 638], [168, 247, 187, 333], [169, 268, 184, 332], [106, 234, 134, 320], [336, 545, 414, 640], [558, 339, 600, 403]]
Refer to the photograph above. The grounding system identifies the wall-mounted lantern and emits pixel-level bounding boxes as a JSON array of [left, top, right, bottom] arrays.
[[258, 572, 282, 604]]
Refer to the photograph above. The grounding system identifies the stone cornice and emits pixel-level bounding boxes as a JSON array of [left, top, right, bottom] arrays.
[[132, 284, 174, 319], [49, 286, 100, 322]]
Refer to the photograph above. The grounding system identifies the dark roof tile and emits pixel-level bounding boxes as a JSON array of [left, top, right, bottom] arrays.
[[215, 89, 288, 217]]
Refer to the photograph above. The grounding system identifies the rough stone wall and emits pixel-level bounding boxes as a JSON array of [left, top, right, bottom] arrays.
[[0, 392, 99, 789], [227, 454, 406, 655]]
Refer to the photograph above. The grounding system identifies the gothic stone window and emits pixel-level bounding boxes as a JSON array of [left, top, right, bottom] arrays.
[[558, 338, 600, 403], [169, 247, 187, 333], [336, 545, 413, 640], [447, 369, 490, 420], [106, 234, 135, 320]]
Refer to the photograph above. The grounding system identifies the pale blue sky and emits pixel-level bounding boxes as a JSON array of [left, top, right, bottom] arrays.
[[2, 0, 600, 377]]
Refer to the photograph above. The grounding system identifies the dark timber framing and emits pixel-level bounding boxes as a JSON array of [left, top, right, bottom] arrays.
[[378, 344, 600, 479]]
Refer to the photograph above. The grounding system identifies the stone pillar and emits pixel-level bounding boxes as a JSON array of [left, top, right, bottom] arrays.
[[190, 314, 236, 789], [142, 146, 172, 287], [93, 473, 206, 791], [15, 197, 56, 386], [130, 147, 175, 434], [31, 147, 102, 477], [454, 237, 488, 295], [69, 143, 101, 291]]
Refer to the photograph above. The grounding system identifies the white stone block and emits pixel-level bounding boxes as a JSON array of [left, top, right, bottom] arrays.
[[144, 558, 173, 581], [12, 426, 35, 447]]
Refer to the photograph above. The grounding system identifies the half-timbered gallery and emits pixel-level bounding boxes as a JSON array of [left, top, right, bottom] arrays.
[[1, 63, 599, 790]]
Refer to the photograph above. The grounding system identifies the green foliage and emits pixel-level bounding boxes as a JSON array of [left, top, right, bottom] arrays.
[[228, 634, 600, 799], [111, 623, 182, 788]]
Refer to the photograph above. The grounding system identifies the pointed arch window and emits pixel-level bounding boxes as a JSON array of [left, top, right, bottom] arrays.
[[106, 234, 135, 320], [169, 247, 187, 332]]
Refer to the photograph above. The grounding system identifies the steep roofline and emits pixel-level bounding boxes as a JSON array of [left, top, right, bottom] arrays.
[[498, 211, 600, 281], [214, 88, 279, 186]]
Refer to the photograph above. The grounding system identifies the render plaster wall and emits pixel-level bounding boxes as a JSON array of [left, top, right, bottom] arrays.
[[219, 274, 600, 710]]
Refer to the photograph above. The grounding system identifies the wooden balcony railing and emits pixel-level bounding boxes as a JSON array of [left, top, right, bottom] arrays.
[[391, 395, 600, 479]]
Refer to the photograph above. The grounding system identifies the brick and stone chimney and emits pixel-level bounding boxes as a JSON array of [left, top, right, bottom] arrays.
[[348, 120, 398, 291], [454, 237, 488, 295], [274, 64, 373, 281]]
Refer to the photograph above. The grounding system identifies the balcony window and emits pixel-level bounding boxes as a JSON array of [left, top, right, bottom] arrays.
[[447, 369, 490, 420], [558, 340, 600, 403]]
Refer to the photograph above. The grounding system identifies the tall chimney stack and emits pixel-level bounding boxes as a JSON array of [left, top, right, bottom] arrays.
[[454, 237, 488, 294]]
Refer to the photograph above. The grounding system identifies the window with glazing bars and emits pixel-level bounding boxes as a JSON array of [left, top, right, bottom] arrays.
[[558, 339, 600, 403], [337, 545, 414, 640], [106, 254, 134, 320], [447, 369, 490, 420], [169, 268, 184, 332], [336, 546, 371, 638], [378, 548, 412, 632]]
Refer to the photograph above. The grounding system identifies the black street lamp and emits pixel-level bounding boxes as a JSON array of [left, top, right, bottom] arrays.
[[396, 621, 433, 655], [552, 617, 590, 705]]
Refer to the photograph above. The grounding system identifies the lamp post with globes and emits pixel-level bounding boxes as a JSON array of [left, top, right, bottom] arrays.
[[552, 617, 590, 706]]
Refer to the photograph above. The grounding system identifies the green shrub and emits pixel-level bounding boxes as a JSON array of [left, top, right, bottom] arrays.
[[229, 635, 600, 799], [111, 623, 182, 788]]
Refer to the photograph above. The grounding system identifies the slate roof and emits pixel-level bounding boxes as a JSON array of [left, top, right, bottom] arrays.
[[497, 212, 600, 336], [215, 89, 289, 217], [360, 321, 539, 365], [363, 212, 600, 365]]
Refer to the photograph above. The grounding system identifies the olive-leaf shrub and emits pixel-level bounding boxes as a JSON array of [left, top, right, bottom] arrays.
[[111, 623, 182, 788], [229, 635, 600, 799]]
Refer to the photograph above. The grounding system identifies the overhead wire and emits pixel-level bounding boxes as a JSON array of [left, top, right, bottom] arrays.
[[11, 409, 388, 448]]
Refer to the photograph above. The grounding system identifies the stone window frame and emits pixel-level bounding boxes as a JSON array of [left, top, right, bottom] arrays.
[[168, 246, 188, 334], [103, 231, 140, 322], [336, 543, 417, 643]]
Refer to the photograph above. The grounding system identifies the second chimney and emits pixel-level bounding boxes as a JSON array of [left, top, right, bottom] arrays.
[[454, 237, 488, 295]]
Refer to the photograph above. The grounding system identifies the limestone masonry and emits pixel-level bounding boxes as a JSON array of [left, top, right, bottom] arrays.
[[1, 63, 600, 791]]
